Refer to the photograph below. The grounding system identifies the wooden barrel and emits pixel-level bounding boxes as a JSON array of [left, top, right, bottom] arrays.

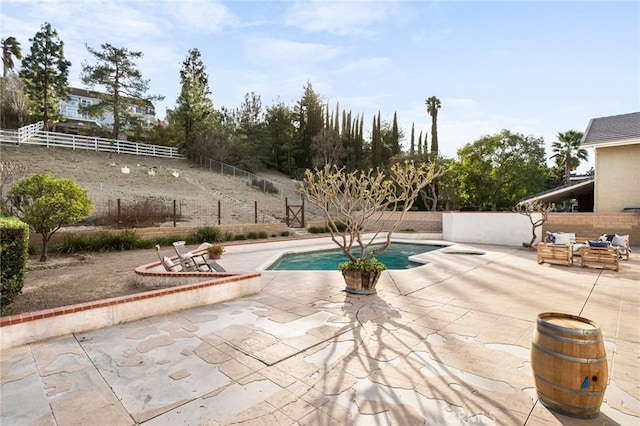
[[531, 312, 608, 418]]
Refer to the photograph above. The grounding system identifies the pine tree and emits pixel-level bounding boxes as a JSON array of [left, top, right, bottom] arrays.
[[418, 131, 423, 155], [81, 42, 163, 140], [19, 22, 71, 129], [173, 48, 214, 153]]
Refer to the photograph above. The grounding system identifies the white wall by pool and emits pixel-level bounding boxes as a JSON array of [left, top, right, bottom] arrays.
[[442, 212, 543, 246]]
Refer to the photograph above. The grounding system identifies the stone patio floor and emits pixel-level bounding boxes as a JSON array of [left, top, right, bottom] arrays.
[[1, 240, 639, 425]]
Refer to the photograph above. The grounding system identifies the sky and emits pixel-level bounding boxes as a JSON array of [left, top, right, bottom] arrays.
[[2, 0, 639, 171]]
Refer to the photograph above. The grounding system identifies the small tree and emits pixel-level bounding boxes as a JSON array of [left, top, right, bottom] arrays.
[[299, 161, 443, 267], [9, 174, 94, 261], [514, 199, 554, 248]]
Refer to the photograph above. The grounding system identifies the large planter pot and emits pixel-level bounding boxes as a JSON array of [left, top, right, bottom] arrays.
[[209, 253, 221, 260], [341, 269, 383, 295]]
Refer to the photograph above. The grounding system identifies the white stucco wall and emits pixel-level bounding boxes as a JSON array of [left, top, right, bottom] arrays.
[[442, 212, 543, 246], [594, 144, 640, 213]]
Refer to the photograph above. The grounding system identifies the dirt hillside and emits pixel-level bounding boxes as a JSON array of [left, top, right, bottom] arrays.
[[0, 144, 315, 226]]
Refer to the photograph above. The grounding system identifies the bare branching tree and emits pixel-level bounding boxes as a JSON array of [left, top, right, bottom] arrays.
[[514, 199, 554, 248], [299, 161, 444, 263], [0, 161, 28, 211]]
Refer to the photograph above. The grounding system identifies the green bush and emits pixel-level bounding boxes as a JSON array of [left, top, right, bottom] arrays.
[[339, 257, 386, 272], [56, 230, 145, 252], [308, 222, 347, 234], [0, 217, 29, 309], [247, 231, 258, 239], [258, 231, 268, 239], [194, 226, 223, 244], [280, 231, 290, 237], [308, 226, 327, 234], [234, 234, 247, 241]]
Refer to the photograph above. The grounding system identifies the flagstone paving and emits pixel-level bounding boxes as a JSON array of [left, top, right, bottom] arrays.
[[1, 241, 638, 425]]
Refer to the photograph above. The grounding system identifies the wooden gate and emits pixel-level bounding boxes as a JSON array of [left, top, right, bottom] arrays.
[[285, 197, 305, 228]]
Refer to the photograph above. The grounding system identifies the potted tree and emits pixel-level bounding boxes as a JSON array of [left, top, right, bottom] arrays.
[[208, 243, 224, 259], [299, 161, 443, 294]]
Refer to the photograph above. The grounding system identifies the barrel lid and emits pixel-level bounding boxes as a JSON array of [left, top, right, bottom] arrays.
[[538, 312, 600, 332]]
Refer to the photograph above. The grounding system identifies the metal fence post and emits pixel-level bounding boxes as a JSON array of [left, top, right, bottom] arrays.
[[117, 198, 121, 228], [218, 200, 221, 225], [173, 200, 177, 227], [254, 201, 258, 224]]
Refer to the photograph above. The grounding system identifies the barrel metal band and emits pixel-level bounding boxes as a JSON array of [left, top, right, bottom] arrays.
[[537, 317, 601, 336], [532, 341, 607, 364], [537, 394, 601, 419], [533, 373, 605, 397], [536, 326, 604, 345]]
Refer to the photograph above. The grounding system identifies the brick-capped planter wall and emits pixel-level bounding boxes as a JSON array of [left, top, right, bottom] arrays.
[[0, 270, 262, 350]]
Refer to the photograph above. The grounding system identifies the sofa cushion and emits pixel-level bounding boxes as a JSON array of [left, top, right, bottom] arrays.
[[588, 240, 609, 248], [612, 234, 629, 247], [554, 233, 572, 245]]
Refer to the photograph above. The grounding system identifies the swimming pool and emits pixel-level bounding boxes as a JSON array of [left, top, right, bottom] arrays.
[[267, 242, 444, 271]]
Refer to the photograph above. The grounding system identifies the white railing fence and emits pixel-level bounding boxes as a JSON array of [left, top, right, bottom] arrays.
[[17, 121, 43, 144], [1, 122, 182, 159]]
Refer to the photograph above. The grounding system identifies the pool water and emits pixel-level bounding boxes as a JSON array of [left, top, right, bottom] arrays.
[[267, 243, 443, 271]]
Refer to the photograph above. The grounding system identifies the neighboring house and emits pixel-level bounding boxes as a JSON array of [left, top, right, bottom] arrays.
[[59, 87, 155, 131], [520, 112, 639, 213], [582, 112, 640, 213]]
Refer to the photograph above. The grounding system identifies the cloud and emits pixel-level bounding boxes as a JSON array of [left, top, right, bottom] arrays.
[[336, 57, 394, 74], [171, 0, 238, 33], [284, 0, 398, 37], [245, 36, 344, 65]]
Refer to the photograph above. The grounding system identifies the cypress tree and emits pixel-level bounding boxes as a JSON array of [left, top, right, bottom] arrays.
[[410, 123, 415, 155], [391, 111, 400, 156]]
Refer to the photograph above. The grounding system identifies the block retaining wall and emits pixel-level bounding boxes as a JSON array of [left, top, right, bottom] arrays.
[[543, 213, 639, 243]]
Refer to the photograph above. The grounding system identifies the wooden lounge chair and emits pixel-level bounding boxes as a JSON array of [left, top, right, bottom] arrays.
[[155, 244, 222, 272]]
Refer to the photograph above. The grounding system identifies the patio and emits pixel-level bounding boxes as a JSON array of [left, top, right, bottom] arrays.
[[1, 239, 638, 425]]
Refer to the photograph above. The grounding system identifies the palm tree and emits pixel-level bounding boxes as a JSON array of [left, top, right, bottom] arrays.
[[551, 130, 588, 184], [2, 37, 23, 78], [425, 96, 441, 158], [2, 37, 23, 129]]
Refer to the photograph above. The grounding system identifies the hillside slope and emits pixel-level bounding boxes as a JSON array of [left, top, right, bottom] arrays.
[[1, 144, 310, 226]]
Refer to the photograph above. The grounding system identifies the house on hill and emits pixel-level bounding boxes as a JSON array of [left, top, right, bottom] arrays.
[[58, 87, 156, 134]]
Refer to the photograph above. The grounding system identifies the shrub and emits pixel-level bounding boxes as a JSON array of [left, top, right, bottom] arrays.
[[56, 233, 96, 253], [0, 217, 29, 309], [247, 231, 258, 239], [92, 197, 177, 227], [234, 234, 247, 241], [57, 230, 144, 252], [258, 231, 268, 239], [194, 226, 223, 244], [308, 226, 329, 234], [280, 231, 290, 237], [250, 177, 279, 194], [309, 222, 347, 234]]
